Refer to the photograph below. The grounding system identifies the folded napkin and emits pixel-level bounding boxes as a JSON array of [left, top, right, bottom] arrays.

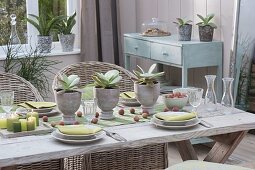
[[120, 92, 136, 99], [155, 112, 196, 122], [58, 125, 102, 135], [18, 102, 56, 109]]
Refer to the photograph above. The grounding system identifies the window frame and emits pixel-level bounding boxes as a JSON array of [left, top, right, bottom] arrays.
[[0, 0, 80, 57]]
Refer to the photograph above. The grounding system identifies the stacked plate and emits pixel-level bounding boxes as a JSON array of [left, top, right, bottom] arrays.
[[151, 111, 200, 129], [51, 125, 105, 144], [119, 92, 141, 107]]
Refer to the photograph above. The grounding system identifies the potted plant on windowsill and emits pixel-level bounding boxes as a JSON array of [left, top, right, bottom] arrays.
[[173, 18, 192, 41], [92, 70, 122, 120], [26, 14, 65, 53], [54, 74, 81, 124], [132, 64, 164, 115], [56, 12, 76, 52], [196, 14, 217, 42]]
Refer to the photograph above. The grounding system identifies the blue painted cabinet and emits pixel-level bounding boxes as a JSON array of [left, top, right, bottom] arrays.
[[124, 33, 223, 98]]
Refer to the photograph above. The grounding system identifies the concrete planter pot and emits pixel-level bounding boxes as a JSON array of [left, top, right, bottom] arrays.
[[55, 90, 81, 124], [94, 87, 120, 120], [134, 82, 160, 115], [177, 24, 192, 41], [198, 25, 214, 42], [37, 35, 53, 53], [58, 34, 75, 52]]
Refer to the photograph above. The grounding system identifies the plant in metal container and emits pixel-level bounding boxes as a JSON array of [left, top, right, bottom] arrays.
[[56, 12, 76, 52], [92, 70, 122, 120], [132, 64, 164, 114], [196, 14, 217, 42], [54, 74, 81, 124], [173, 18, 192, 41], [26, 14, 65, 53]]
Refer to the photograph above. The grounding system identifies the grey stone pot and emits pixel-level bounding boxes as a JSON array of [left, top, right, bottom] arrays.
[[94, 87, 120, 120], [55, 90, 81, 124], [198, 25, 214, 42], [177, 24, 192, 41], [134, 82, 160, 115], [58, 34, 75, 52], [37, 35, 53, 53]]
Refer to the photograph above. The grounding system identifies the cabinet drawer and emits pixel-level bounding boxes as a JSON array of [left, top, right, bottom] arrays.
[[124, 37, 150, 58], [151, 43, 182, 65]]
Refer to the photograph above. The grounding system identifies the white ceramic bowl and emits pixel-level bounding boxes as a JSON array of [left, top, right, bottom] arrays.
[[163, 94, 188, 110]]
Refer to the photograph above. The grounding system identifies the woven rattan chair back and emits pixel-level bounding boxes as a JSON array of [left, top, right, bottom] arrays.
[[52, 61, 135, 92], [0, 72, 44, 104]]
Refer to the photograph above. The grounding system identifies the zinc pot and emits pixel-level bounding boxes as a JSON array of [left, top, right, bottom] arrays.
[[198, 25, 214, 42], [94, 87, 120, 120], [177, 24, 192, 41], [37, 35, 53, 53], [134, 82, 160, 115], [55, 90, 81, 124], [58, 33, 75, 52]]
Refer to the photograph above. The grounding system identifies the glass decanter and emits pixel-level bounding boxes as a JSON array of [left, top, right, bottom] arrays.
[[205, 75, 217, 111], [221, 78, 234, 114], [9, 14, 21, 45]]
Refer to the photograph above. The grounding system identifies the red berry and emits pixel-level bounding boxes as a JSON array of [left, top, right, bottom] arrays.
[[164, 108, 170, 112], [95, 112, 100, 118], [118, 109, 125, 115], [51, 122, 56, 127], [59, 121, 65, 126], [142, 112, 148, 119], [73, 121, 80, 125], [91, 118, 98, 124], [134, 116, 140, 122], [42, 116, 48, 122], [130, 108, 135, 114], [172, 106, 180, 112], [174, 92, 181, 98], [142, 110, 149, 114], [76, 111, 83, 117]]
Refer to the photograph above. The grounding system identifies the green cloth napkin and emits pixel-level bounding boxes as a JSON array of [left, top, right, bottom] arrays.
[[57, 125, 102, 135], [120, 91, 136, 99], [155, 112, 196, 122], [18, 102, 56, 109]]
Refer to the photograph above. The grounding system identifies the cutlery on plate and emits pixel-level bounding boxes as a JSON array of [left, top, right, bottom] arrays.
[[103, 129, 127, 142], [199, 120, 213, 128]]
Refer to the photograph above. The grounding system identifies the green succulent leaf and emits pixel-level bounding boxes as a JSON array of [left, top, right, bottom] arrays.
[[148, 63, 157, 74], [137, 65, 145, 74], [197, 14, 206, 22], [92, 70, 121, 88], [58, 74, 80, 91]]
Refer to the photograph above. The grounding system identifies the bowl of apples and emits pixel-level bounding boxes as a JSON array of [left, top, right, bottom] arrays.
[[163, 92, 188, 110]]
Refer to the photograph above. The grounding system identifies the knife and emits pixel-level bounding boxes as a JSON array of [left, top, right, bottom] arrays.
[[103, 129, 127, 142], [199, 120, 213, 128]]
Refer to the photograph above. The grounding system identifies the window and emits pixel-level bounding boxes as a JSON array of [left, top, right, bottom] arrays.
[[0, 0, 80, 56]]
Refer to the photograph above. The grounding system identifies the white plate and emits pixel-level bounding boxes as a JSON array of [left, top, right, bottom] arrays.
[[151, 117, 200, 129], [51, 130, 105, 144]]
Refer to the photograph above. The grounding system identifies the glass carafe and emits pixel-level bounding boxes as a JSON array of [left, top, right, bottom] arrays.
[[9, 14, 21, 45], [221, 78, 234, 114], [205, 75, 217, 111]]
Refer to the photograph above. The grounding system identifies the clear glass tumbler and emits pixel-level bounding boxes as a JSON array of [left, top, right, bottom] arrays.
[[0, 90, 14, 114]]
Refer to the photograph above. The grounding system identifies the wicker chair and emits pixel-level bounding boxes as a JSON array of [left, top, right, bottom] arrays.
[[0, 72, 43, 103], [52, 61, 135, 92], [51, 61, 168, 170]]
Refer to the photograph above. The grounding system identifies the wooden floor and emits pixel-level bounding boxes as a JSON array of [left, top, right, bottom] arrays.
[[168, 133, 255, 169]]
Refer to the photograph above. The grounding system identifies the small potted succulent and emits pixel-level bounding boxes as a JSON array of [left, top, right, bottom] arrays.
[[132, 64, 164, 115], [56, 12, 76, 52], [54, 74, 81, 124], [92, 70, 122, 120], [196, 14, 217, 42], [173, 18, 192, 41], [26, 14, 65, 53]]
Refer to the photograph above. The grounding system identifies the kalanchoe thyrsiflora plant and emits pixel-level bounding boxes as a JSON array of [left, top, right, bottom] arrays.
[[92, 70, 122, 89], [132, 64, 165, 86], [173, 18, 192, 27], [196, 14, 217, 29], [57, 74, 80, 92]]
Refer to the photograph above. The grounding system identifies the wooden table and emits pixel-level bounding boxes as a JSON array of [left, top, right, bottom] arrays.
[[0, 105, 255, 168]]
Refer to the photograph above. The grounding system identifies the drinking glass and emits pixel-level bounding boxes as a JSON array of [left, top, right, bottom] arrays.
[[0, 90, 14, 114], [188, 88, 204, 113]]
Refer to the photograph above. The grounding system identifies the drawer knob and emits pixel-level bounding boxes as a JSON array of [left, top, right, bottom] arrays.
[[134, 46, 138, 50], [162, 52, 168, 56]]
